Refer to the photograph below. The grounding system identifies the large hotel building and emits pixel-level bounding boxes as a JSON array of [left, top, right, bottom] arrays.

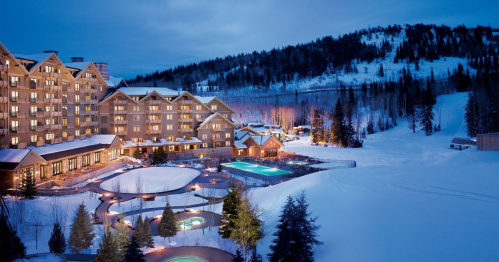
[[0, 42, 236, 192]]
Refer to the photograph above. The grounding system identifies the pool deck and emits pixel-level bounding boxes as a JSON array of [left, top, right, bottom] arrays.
[[145, 246, 234, 262]]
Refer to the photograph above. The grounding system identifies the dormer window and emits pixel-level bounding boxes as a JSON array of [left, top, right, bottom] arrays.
[[45, 66, 55, 72], [85, 72, 92, 78], [211, 105, 217, 110]]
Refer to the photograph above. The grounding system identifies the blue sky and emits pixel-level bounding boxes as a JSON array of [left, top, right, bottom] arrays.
[[1, 0, 497, 78]]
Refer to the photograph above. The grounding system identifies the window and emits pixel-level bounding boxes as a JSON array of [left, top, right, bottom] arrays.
[[111, 147, 117, 160], [62, 118, 67, 127], [11, 120, 19, 132], [52, 161, 63, 176], [11, 105, 19, 117], [31, 135, 37, 143], [213, 123, 221, 130], [86, 128, 92, 135], [75, 106, 80, 115], [149, 105, 159, 111], [82, 154, 90, 167], [152, 137, 157, 142], [115, 115, 125, 121], [75, 94, 80, 103], [30, 92, 38, 103], [166, 105, 173, 110], [166, 114, 172, 120], [223, 113, 229, 118], [45, 66, 55, 72], [202, 143, 208, 148], [168, 145, 175, 152], [166, 125, 172, 130], [133, 126, 140, 132], [5, 60, 9, 68], [45, 79, 55, 86], [226, 141, 231, 146], [86, 116, 91, 122], [75, 117, 80, 125], [133, 115, 140, 121], [180, 114, 190, 119], [152, 125, 159, 131], [180, 105, 190, 110], [63, 131, 67, 138], [75, 83, 80, 91], [196, 105, 202, 110], [131, 138, 138, 143], [93, 152, 100, 163], [68, 157, 77, 171], [31, 106, 37, 116], [211, 105, 217, 110], [115, 126, 125, 132], [115, 106, 125, 111], [180, 124, 190, 129], [10, 76, 19, 87], [149, 115, 159, 120], [225, 133, 231, 138], [133, 106, 140, 111], [30, 120, 37, 131], [75, 129, 80, 136], [202, 134, 207, 140], [184, 145, 190, 150], [46, 133, 54, 141], [19, 167, 34, 188], [85, 106, 91, 112], [196, 114, 202, 120], [85, 84, 90, 90], [11, 137, 19, 145], [85, 72, 92, 78], [11, 90, 18, 102]]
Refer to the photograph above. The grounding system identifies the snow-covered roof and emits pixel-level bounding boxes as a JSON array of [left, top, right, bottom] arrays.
[[28, 135, 117, 156], [195, 96, 215, 104], [234, 130, 250, 140], [249, 135, 273, 146], [197, 112, 235, 130], [451, 138, 477, 146], [244, 126, 268, 134], [248, 122, 265, 127], [64, 61, 90, 70], [121, 137, 202, 148], [234, 140, 248, 149], [271, 128, 283, 133], [13, 53, 53, 71], [264, 125, 281, 128], [106, 76, 127, 87], [294, 125, 311, 129], [0, 149, 30, 163], [118, 87, 180, 97]]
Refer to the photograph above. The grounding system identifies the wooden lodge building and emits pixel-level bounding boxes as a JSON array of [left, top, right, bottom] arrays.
[[233, 131, 284, 158]]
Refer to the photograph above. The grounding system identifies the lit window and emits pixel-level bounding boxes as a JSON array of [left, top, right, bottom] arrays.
[[166, 105, 173, 110], [31, 135, 37, 143], [12, 137, 19, 145], [166, 125, 172, 130], [225, 133, 231, 138], [211, 105, 217, 110], [134, 126, 140, 132], [75, 129, 80, 136], [133, 115, 140, 121], [202, 143, 208, 148], [226, 141, 231, 146], [202, 134, 207, 140], [166, 115, 172, 120], [196, 105, 202, 110]]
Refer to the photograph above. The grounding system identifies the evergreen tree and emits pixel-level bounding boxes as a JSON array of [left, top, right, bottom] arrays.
[[293, 192, 323, 261], [418, 82, 435, 136], [232, 249, 244, 262], [134, 215, 145, 247], [464, 92, 478, 137], [158, 200, 177, 243], [68, 202, 95, 253], [114, 214, 131, 260], [124, 234, 145, 262], [132, 145, 141, 159], [378, 63, 384, 77], [0, 214, 26, 261], [310, 109, 324, 144], [142, 216, 154, 248], [230, 196, 264, 259], [21, 172, 37, 199], [268, 196, 295, 262], [331, 98, 346, 147], [250, 248, 263, 262], [94, 227, 120, 262], [219, 185, 240, 238], [48, 222, 66, 254], [407, 96, 417, 133], [367, 120, 375, 134]]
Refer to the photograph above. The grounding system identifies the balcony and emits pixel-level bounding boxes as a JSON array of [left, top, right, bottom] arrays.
[[10, 82, 26, 89], [79, 134, 87, 140], [195, 117, 206, 122], [146, 109, 161, 114], [62, 85, 73, 92], [81, 100, 91, 105], [146, 100, 162, 105], [213, 137, 225, 142], [89, 88, 98, 93], [212, 128, 224, 132], [178, 118, 193, 122], [0, 112, 7, 119], [67, 123, 75, 129], [11, 126, 27, 133], [10, 97, 25, 103], [64, 135, 74, 142], [10, 112, 27, 119], [50, 111, 62, 117], [29, 82, 41, 90], [111, 120, 128, 125], [113, 100, 127, 105], [62, 111, 75, 117], [89, 121, 98, 126], [0, 96, 5, 103], [177, 128, 193, 133], [42, 71, 61, 78], [47, 137, 63, 145], [0, 65, 8, 71], [180, 100, 193, 104], [44, 124, 62, 131], [180, 109, 193, 113], [146, 129, 161, 135], [145, 119, 161, 124], [32, 140, 45, 147], [29, 125, 37, 131], [31, 111, 44, 118], [11, 142, 27, 149], [115, 131, 127, 136], [113, 110, 127, 115], [0, 128, 6, 135], [89, 110, 98, 115], [0, 80, 7, 87], [36, 125, 44, 131], [29, 98, 43, 104], [44, 98, 61, 104]]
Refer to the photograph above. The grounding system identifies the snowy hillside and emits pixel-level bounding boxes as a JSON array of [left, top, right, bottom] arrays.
[[249, 92, 499, 261]]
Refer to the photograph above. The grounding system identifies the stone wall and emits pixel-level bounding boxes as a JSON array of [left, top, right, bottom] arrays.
[[64, 160, 126, 187], [191, 147, 233, 158]]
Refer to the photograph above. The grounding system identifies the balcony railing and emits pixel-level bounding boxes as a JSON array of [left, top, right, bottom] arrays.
[[50, 111, 62, 117], [10, 112, 27, 118], [44, 98, 61, 104], [213, 137, 225, 142], [145, 119, 161, 124], [146, 129, 161, 135], [0, 128, 6, 135], [0, 65, 8, 71], [10, 97, 25, 103], [0, 112, 7, 119], [0, 80, 7, 87], [11, 126, 26, 133], [146, 100, 162, 105], [113, 110, 127, 114], [177, 128, 193, 133], [178, 118, 193, 122], [11, 142, 27, 149], [115, 131, 127, 135], [146, 109, 161, 114], [47, 137, 63, 145], [42, 71, 61, 78], [180, 100, 193, 104], [29, 82, 41, 89], [36, 125, 44, 131], [79, 134, 87, 140], [67, 123, 75, 129], [89, 110, 98, 115], [29, 97, 43, 103], [179, 109, 193, 113], [212, 128, 224, 132], [32, 140, 45, 147], [10, 81, 26, 89], [62, 85, 73, 92], [113, 100, 127, 105], [64, 135, 74, 142], [89, 121, 98, 126], [111, 120, 128, 125]]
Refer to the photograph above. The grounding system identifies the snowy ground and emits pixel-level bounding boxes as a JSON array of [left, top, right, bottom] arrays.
[[123, 203, 224, 224], [22, 254, 62, 262], [100, 167, 200, 193], [53, 167, 125, 189], [108, 191, 206, 213], [5, 192, 103, 255], [249, 92, 499, 261]]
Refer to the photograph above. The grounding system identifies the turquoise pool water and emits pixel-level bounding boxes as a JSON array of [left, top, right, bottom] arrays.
[[177, 217, 204, 231], [221, 162, 292, 176], [287, 160, 308, 165], [166, 258, 204, 262]]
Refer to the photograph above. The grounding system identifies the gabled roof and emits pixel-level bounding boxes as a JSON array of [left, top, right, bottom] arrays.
[[196, 96, 235, 113], [195, 96, 216, 104], [197, 112, 235, 130], [106, 76, 127, 88], [235, 130, 251, 140], [139, 90, 172, 103], [245, 134, 284, 147], [172, 91, 213, 112], [118, 87, 180, 97], [15, 52, 75, 80], [98, 89, 139, 105], [0, 149, 47, 171], [71, 62, 109, 86], [239, 127, 266, 135], [234, 140, 248, 149], [0, 42, 30, 75]]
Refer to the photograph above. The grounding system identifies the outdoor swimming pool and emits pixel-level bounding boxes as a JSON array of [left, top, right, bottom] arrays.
[[166, 257, 205, 262], [177, 217, 204, 231], [221, 162, 292, 176], [286, 160, 308, 165]]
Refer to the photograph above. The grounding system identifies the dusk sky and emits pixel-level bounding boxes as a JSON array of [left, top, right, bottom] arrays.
[[2, 0, 497, 78]]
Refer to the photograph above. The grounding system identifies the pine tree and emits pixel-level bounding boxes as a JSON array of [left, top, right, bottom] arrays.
[[232, 249, 244, 262], [407, 95, 417, 133], [219, 185, 240, 238], [158, 200, 177, 243], [132, 145, 141, 159], [0, 214, 26, 261], [94, 227, 120, 262], [114, 214, 131, 260], [124, 234, 145, 262], [418, 82, 435, 136], [21, 172, 37, 199], [293, 192, 323, 261], [331, 98, 345, 147], [250, 248, 263, 262], [68, 202, 95, 253], [134, 215, 145, 247], [142, 216, 154, 248], [48, 222, 66, 254], [378, 63, 384, 77], [464, 92, 478, 137], [367, 120, 375, 134], [268, 196, 295, 262], [230, 196, 264, 259]]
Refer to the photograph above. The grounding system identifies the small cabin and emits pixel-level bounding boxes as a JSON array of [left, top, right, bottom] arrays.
[[450, 138, 477, 150]]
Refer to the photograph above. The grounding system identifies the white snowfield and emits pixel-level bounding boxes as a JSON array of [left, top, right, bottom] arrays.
[[108, 192, 205, 213], [100, 167, 200, 193], [251, 92, 499, 261]]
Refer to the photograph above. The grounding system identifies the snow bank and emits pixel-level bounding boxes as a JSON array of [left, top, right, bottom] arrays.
[[100, 167, 200, 193], [23, 254, 62, 262], [108, 192, 205, 213]]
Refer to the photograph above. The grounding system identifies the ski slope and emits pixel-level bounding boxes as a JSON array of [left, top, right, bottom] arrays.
[[250, 92, 499, 261]]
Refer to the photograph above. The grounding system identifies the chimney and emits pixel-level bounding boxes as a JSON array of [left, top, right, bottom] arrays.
[[94, 63, 109, 80], [43, 50, 58, 55], [71, 57, 84, 62]]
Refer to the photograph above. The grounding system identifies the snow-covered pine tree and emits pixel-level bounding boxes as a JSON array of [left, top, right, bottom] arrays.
[[142, 216, 154, 248], [68, 202, 95, 253], [367, 120, 375, 134], [135, 215, 145, 247], [94, 227, 120, 262], [114, 214, 131, 260], [124, 234, 145, 262], [132, 145, 141, 159], [48, 222, 66, 254], [219, 185, 240, 239], [158, 200, 177, 243], [0, 214, 26, 261]]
